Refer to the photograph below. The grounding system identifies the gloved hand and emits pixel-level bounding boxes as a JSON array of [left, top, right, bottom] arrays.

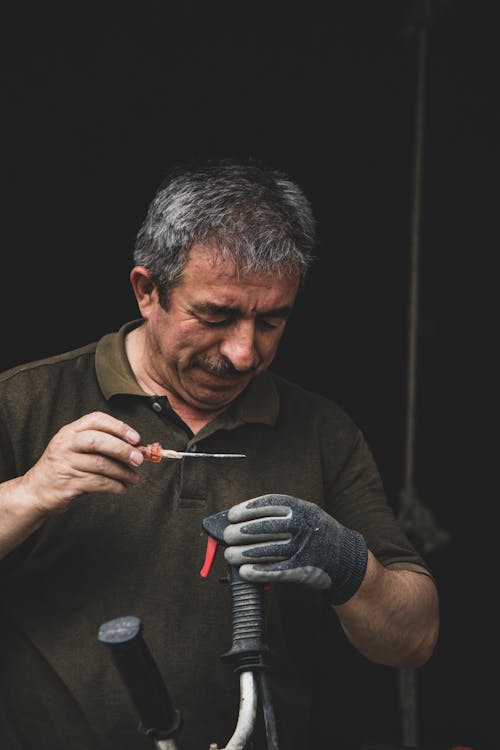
[[223, 494, 368, 605]]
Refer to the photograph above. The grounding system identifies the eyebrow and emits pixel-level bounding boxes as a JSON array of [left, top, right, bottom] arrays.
[[192, 302, 294, 318]]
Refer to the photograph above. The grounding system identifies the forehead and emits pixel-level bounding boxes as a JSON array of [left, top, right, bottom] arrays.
[[179, 244, 300, 305]]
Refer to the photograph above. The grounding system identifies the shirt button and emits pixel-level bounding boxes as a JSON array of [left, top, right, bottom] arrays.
[[151, 401, 162, 413]]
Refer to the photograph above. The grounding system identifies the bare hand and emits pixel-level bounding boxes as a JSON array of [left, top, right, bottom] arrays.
[[21, 411, 144, 516]]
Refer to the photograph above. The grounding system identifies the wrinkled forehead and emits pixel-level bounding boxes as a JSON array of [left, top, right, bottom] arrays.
[[178, 244, 300, 310], [183, 241, 302, 284]]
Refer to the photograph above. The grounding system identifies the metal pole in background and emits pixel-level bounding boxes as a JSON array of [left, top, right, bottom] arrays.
[[397, 2, 451, 746], [398, 19, 428, 746], [404, 7, 428, 494]]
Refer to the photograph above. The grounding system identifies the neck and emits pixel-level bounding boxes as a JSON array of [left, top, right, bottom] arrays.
[[164, 398, 226, 434]]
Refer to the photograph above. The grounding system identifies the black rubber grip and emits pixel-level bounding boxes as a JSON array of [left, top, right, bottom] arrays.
[[98, 615, 182, 740], [222, 565, 269, 670]]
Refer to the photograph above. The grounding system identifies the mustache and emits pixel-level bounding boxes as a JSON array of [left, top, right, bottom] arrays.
[[192, 354, 260, 377]]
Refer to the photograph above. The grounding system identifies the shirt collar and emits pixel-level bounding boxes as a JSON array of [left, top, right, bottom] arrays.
[[95, 320, 279, 427]]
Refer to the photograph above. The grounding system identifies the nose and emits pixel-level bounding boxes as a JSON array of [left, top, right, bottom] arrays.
[[219, 321, 259, 372]]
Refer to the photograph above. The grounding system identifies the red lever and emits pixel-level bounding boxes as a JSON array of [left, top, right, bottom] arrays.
[[200, 536, 218, 578]]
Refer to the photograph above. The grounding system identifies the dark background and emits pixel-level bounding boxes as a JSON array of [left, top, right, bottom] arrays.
[[1, 1, 497, 749]]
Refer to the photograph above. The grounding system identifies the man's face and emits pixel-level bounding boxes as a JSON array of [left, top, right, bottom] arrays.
[[141, 244, 300, 412]]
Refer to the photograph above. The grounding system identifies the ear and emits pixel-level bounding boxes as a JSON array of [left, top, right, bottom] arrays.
[[129, 266, 159, 318]]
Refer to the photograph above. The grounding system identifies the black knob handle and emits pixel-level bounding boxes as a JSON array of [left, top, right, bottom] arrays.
[[98, 615, 182, 741]]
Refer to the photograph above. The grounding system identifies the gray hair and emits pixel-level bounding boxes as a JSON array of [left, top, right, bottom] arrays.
[[133, 157, 316, 306]]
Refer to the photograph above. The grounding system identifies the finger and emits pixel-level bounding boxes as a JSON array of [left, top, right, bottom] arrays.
[[224, 539, 290, 565], [73, 412, 141, 445], [223, 518, 291, 544], [70, 453, 142, 484], [56, 428, 143, 468], [44, 451, 141, 500], [239, 564, 296, 583], [78, 431, 144, 467], [228, 498, 292, 523], [239, 563, 330, 589]]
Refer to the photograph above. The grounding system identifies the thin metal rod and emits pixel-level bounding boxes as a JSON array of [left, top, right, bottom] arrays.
[[404, 22, 427, 489], [162, 449, 246, 460], [399, 20, 428, 750], [258, 670, 280, 750]]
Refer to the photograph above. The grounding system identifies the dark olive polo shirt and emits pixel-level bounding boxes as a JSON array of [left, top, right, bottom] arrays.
[[0, 321, 432, 750]]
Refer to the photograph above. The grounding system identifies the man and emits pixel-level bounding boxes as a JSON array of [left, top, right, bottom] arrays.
[[0, 157, 438, 750]]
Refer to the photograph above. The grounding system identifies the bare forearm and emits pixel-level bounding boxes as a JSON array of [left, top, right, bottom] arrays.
[[335, 550, 439, 668], [0, 477, 47, 559]]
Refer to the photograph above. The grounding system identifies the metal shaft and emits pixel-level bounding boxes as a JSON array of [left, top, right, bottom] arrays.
[[162, 450, 246, 459], [399, 15, 428, 750]]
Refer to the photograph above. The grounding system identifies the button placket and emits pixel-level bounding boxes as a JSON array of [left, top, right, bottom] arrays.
[[178, 449, 208, 507]]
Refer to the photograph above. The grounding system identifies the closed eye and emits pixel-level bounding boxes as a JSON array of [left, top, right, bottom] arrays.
[[201, 318, 232, 328], [256, 318, 281, 330], [200, 317, 281, 330], [191, 303, 292, 330]]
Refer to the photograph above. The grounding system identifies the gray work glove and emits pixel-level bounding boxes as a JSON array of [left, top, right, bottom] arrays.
[[223, 494, 368, 605]]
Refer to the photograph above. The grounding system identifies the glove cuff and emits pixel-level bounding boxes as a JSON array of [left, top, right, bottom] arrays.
[[329, 529, 368, 605]]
